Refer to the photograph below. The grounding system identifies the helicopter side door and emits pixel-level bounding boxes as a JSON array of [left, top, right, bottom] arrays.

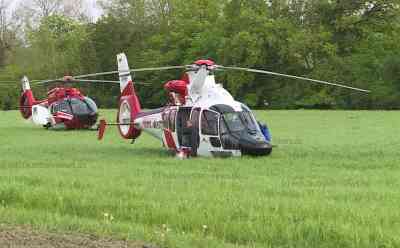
[[49, 99, 73, 127], [161, 107, 179, 151], [197, 109, 224, 157], [176, 107, 193, 148]]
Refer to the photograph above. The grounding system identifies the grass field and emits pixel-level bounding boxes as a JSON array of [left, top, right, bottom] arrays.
[[0, 110, 399, 248]]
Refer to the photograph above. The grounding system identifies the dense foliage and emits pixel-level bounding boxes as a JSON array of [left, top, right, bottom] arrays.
[[1, 0, 399, 110]]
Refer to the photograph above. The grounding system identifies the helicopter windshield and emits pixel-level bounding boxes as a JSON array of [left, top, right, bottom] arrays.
[[220, 111, 258, 134], [70, 98, 91, 115], [84, 97, 98, 113]]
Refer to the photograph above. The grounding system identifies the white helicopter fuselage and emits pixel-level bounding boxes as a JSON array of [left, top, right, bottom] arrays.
[[97, 53, 369, 158], [108, 54, 273, 158], [132, 72, 266, 157]]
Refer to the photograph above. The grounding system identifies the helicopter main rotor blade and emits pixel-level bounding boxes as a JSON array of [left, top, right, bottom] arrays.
[[0, 80, 17, 83], [18, 78, 150, 87], [77, 79, 151, 86], [73, 71, 119, 79], [217, 66, 370, 93], [31, 79, 64, 85], [78, 79, 120, 84], [74, 66, 187, 79], [130, 65, 187, 72]]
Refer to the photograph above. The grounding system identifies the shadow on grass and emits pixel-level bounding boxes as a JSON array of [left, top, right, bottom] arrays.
[[81, 145, 172, 159]]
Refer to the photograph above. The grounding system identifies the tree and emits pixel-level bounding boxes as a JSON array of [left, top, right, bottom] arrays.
[[0, 0, 13, 67], [0, 0, 399, 110], [33, 0, 64, 18]]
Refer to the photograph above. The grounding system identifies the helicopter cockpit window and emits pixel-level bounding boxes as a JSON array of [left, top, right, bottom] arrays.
[[70, 98, 90, 115], [84, 97, 98, 112], [201, 110, 219, 136], [221, 112, 245, 132], [241, 110, 258, 131]]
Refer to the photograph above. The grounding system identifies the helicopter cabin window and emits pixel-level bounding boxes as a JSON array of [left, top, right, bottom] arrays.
[[191, 108, 201, 128], [169, 109, 177, 132], [201, 110, 219, 136], [51, 100, 72, 114], [162, 111, 169, 130]]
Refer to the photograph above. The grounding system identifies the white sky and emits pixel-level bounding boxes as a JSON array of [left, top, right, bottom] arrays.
[[8, 0, 103, 21]]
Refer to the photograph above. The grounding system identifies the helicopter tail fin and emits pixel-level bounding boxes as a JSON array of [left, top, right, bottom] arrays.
[[19, 76, 36, 119], [117, 53, 138, 98], [116, 53, 142, 140]]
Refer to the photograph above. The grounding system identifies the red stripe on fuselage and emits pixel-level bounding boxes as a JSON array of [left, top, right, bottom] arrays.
[[55, 111, 73, 120], [164, 129, 177, 151]]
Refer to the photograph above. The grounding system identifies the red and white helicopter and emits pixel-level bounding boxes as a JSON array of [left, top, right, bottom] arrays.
[[69, 53, 369, 158], [18, 76, 100, 130]]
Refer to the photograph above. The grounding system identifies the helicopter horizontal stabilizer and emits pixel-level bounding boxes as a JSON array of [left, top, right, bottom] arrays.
[[98, 119, 107, 140], [97, 119, 136, 140]]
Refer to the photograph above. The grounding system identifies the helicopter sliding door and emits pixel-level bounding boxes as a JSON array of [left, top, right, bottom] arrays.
[[176, 107, 192, 147], [198, 109, 223, 157]]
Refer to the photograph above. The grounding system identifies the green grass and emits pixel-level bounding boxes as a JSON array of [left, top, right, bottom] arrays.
[[0, 110, 399, 248]]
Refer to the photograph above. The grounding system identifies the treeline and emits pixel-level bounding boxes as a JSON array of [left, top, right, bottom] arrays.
[[1, 0, 400, 110]]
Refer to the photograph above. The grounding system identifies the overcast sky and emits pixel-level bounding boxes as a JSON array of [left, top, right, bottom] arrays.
[[9, 0, 103, 20]]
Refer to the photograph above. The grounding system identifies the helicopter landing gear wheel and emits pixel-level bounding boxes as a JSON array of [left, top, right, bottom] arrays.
[[43, 122, 51, 129]]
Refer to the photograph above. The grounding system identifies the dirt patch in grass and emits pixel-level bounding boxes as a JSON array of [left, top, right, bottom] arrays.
[[0, 225, 157, 248]]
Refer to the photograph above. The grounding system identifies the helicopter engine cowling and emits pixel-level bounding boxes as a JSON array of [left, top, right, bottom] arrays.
[[117, 95, 142, 139], [164, 80, 188, 105]]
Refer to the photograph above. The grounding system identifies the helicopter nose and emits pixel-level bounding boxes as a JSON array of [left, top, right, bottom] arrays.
[[88, 112, 98, 126], [239, 136, 273, 156], [77, 113, 98, 127]]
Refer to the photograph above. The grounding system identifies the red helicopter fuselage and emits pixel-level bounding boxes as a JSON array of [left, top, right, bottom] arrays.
[[20, 78, 98, 130]]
